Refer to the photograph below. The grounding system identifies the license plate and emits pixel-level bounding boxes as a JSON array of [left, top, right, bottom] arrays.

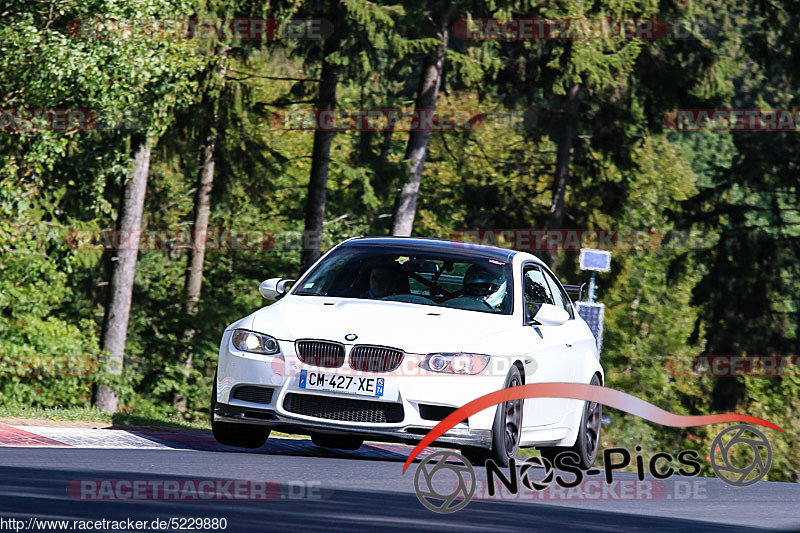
[[299, 370, 384, 397]]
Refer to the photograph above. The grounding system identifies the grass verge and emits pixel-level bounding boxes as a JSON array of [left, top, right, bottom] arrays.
[[0, 405, 209, 430], [0, 406, 302, 439]]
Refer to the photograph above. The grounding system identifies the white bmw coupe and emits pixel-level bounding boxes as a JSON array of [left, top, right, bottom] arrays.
[[212, 237, 603, 467]]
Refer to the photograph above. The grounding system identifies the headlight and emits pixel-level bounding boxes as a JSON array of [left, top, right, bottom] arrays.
[[231, 329, 280, 355], [420, 353, 490, 375]]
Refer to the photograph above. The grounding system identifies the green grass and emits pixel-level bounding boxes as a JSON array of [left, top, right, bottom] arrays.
[[0, 405, 303, 439], [0, 405, 210, 430]]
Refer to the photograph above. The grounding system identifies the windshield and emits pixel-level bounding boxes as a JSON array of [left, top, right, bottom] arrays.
[[292, 244, 514, 314]]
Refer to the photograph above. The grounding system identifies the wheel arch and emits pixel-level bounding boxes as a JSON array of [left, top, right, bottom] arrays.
[[513, 359, 525, 384]]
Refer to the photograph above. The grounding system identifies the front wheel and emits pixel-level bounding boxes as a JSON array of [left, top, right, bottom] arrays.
[[210, 372, 270, 449], [462, 365, 523, 467]]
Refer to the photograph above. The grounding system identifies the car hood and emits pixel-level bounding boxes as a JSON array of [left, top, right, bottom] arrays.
[[245, 296, 516, 354]]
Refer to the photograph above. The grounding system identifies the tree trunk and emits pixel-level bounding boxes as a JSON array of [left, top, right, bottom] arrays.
[[300, 38, 338, 273], [184, 140, 215, 319], [391, 6, 451, 237], [94, 138, 153, 413], [545, 83, 580, 232], [172, 138, 216, 412], [174, 52, 228, 412]]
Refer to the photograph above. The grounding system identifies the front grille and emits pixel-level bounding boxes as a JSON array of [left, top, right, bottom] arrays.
[[232, 385, 274, 405], [283, 393, 404, 424], [295, 340, 345, 368], [349, 345, 404, 372]]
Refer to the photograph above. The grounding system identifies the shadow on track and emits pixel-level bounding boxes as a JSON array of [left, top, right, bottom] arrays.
[[129, 430, 432, 462]]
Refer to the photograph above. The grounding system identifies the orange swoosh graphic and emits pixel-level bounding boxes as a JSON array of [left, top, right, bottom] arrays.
[[402, 383, 782, 473]]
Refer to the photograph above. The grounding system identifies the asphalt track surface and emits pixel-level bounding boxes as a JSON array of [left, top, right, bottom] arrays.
[[0, 426, 798, 532]]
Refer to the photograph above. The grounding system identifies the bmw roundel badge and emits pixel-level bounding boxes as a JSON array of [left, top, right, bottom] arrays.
[[345, 333, 358, 341]]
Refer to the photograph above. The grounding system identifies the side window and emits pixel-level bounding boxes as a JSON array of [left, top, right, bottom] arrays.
[[522, 267, 554, 322], [544, 270, 573, 318]]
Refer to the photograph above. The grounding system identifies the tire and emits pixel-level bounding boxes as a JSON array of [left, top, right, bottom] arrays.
[[210, 372, 270, 449], [310, 433, 363, 451], [539, 374, 602, 470], [462, 365, 523, 467]]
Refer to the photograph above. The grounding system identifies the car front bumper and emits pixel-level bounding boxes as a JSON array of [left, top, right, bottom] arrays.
[[213, 402, 493, 448], [214, 331, 508, 449]]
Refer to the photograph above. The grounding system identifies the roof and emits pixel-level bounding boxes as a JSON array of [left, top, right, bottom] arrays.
[[342, 236, 519, 262]]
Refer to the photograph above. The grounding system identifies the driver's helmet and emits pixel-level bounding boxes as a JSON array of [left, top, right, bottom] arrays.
[[463, 264, 503, 296]]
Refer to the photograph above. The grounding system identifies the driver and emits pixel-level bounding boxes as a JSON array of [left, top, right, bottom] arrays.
[[462, 264, 503, 297], [368, 265, 404, 298]]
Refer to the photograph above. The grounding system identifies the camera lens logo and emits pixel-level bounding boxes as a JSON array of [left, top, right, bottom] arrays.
[[710, 424, 772, 487], [413, 451, 476, 513], [519, 456, 554, 490]]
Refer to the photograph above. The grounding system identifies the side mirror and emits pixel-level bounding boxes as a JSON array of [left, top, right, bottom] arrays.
[[259, 278, 295, 300], [532, 303, 570, 326]]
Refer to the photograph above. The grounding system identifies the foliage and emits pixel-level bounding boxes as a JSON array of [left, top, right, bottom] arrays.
[[0, 0, 797, 481]]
